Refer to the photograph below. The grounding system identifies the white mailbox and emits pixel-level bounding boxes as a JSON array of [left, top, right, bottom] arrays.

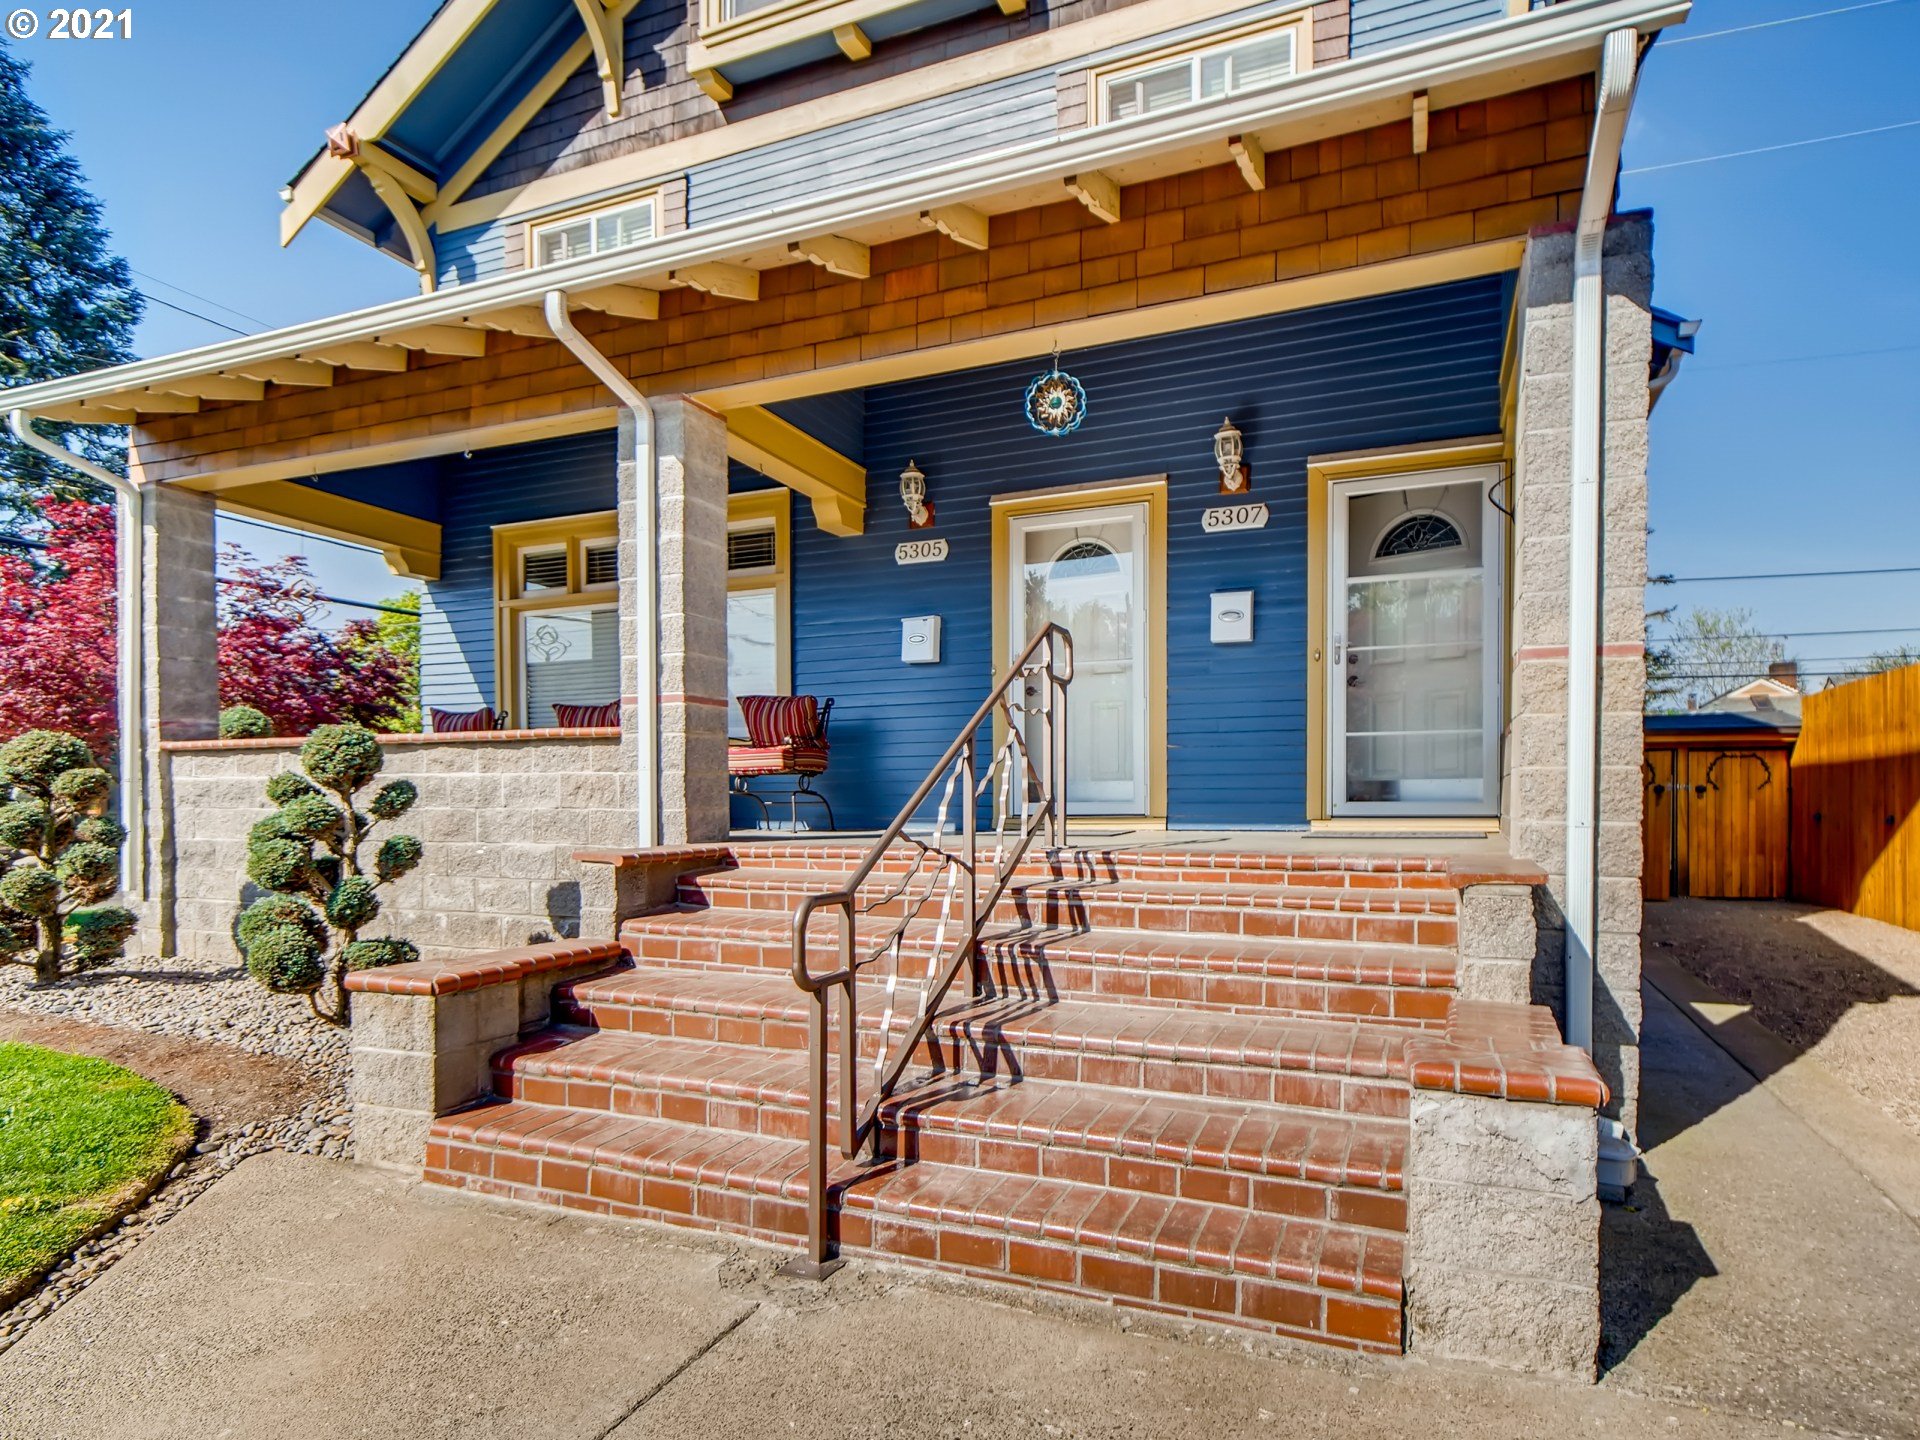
[[901, 615, 942, 664], [1210, 590, 1254, 644]]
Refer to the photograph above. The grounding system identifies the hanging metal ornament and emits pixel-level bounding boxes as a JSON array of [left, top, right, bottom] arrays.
[[1024, 349, 1088, 437]]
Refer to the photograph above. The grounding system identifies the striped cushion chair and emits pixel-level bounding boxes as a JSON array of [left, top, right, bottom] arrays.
[[430, 706, 501, 734], [729, 695, 835, 830], [552, 700, 622, 729]]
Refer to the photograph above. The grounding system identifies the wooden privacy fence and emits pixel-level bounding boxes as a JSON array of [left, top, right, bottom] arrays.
[[1643, 733, 1794, 901], [1790, 663, 1920, 930]]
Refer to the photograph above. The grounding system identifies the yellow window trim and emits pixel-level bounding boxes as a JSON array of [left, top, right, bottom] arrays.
[[990, 476, 1168, 822], [727, 488, 793, 702], [1089, 9, 1314, 127], [525, 188, 663, 270], [492, 510, 620, 725], [1304, 438, 1507, 823]]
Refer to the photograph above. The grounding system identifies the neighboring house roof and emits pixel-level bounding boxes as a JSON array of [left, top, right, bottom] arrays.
[[1645, 711, 1800, 738]]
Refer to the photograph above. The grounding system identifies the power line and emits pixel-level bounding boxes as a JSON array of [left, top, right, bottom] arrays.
[[136, 291, 252, 338], [128, 268, 274, 332], [1653, 564, 1920, 583], [1662, 0, 1914, 44], [1688, 340, 1920, 372], [1622, 118, 1920, 175], [1653, 625, 1920, 640]]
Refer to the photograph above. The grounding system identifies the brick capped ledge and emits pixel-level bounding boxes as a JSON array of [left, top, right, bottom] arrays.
[[345, 940, 626, 997], [161, 726, 621, 752], [1405, 1001, 1609, 1109], [573, 845, 735, 869], [1443, 855, 1548, 889]]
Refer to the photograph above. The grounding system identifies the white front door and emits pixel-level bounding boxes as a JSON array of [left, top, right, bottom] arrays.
[[1328, 465, 1502, 817], [1009, 502, 1150, 815]]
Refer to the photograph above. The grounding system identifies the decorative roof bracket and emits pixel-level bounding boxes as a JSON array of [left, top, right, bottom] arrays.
[[327, 125, 439, 294], [570, 0, 628, 118]]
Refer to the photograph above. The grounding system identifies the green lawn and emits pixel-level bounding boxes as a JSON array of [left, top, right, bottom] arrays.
[[0, 1042, 194, 1299]]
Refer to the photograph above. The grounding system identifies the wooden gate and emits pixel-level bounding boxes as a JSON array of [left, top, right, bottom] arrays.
[[1642, 733, 1794, 900], [1790, 663, 1920, 930]]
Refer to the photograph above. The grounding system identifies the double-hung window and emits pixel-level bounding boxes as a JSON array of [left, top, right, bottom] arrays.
[[1097, 22, 1301, 125], [725, 490, 791, 739], [493, 515, 621, 728], [530, 193, 658, 268]]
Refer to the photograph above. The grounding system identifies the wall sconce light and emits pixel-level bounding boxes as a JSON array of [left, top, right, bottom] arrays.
[[1214, 416, 1248, 495], [900, 458, 934, 529]]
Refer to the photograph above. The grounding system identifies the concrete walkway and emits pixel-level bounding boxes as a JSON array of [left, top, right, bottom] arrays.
[[5, 984, 1918, 1440]]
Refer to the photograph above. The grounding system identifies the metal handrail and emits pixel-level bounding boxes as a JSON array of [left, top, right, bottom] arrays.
[[780, 622, 1073, 1277]]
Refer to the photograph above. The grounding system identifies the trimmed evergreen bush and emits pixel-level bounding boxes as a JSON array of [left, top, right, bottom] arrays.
[[219, 705, 274, 740], [0, 731, 136, 983], [236, 724, 421, 1025]]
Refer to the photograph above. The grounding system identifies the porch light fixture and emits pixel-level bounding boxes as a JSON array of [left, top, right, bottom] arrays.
[[1214, 415, 1247, 493], [900, 458, 934, 529]]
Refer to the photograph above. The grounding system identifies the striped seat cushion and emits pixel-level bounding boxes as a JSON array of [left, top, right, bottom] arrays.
[[430, 706, 497, 734], [739, 694, 823, 747], [552, 701, 621, 729], [727, 742, 830, 777]]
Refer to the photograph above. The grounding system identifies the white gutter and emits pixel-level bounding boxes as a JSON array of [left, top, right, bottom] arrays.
[[542, 292, 659, 848], [5, 412, 147, 902], [1563, 27, 1641, 1065], [1, 0, 1687, 415]]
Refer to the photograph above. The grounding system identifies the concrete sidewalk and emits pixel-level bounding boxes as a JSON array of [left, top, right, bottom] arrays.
[[4, 985, 1917, 1440]]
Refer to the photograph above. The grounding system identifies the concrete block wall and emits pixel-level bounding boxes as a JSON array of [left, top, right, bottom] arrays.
[[160, 736, 629, 963], [1507, 216, 1653, 1135], [1404, 1089, 1602, 1378]]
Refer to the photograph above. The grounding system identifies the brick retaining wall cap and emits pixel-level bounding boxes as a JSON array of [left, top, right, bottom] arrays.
[[344, 940, 626, 996], [573, 846, 735, 867], [163, 727, 621, 752], [1444, 856, 1549, 888], [1407, 1000, 1609, 1108]]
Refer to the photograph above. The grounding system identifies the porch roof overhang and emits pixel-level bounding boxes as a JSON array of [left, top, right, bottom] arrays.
[[7, 0, 1687, 440]]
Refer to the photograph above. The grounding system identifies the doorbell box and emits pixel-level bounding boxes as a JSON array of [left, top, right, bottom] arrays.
[[901, 615, 942, 664], [1210, 590, 1254, 644]]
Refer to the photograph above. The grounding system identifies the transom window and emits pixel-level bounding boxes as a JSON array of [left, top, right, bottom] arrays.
[[1098, 25, 1299, 124], [530, 194, 658, 268], [1375, 512, 1465, 560]]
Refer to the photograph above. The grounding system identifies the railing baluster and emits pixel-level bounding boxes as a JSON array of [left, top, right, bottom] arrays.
[[963, 734, 978, 998]]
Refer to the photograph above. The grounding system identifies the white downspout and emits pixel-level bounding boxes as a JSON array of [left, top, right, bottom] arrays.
[[1563, 29, 1640, 1198], [6, 410, 147, 900], [542, 292, 660, 849]]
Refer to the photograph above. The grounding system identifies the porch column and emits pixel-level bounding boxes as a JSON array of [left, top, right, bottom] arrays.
[[140, 481, 220, 953], [1507, 216, 1653, 1138], [620, 396, 729, 844]]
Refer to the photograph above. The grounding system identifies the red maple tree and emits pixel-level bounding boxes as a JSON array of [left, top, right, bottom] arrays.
[[0, 498, 118, 754], [0, 507, 415, 752], [216, 544, 415, 735]]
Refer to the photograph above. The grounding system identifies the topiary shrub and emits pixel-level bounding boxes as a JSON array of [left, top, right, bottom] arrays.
[[0, 731, 137, 983], [236, 724, 422, 1025], [219, 705, 274, 740]]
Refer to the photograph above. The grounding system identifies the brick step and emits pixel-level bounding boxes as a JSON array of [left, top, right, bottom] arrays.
[[718, 842, 1455, 892], [492, 1027, 1406, 1221], [557, 966, 1414, 1117], [425, 1100, 1404, 1351], [676, 869, 1458, 946], [618, 908, 1456, 1026]]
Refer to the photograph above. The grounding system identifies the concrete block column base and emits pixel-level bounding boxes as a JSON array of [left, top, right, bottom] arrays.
[[1404, 1090, 1601, 1379]]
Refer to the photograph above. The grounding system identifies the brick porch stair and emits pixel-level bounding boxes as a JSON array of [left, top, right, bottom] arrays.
[[419, 844, 1543, 1353]]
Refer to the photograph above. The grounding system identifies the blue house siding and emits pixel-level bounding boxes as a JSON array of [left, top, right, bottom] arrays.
[[418, 430, 618, 719], [436, 221, 512, 288], [1349, 0, 1508, 55], [686, 71, 1057, 230], [754, 274, 1509, 830]]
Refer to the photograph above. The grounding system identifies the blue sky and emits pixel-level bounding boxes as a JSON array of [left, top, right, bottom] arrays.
[[14, 0, 1920, 671]]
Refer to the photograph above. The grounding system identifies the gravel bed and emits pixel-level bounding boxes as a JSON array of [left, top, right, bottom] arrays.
[[0, 953, 352, 1353]]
